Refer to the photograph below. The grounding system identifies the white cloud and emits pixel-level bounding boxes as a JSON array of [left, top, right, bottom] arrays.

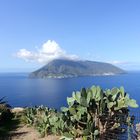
[[109, 61, 140, 70], [16, 40, 79, 64], [110, 61, 129, 65], [109, 60, 134, 70]]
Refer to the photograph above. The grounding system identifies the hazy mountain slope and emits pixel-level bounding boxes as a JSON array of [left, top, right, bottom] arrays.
[[29, 59, 125, 78]]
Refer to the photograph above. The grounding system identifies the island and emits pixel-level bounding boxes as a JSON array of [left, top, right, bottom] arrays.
[[29, 59, 125, 78]]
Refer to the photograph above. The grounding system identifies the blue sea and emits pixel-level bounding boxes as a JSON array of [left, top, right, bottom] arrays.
[[0, 72, 140, 110]]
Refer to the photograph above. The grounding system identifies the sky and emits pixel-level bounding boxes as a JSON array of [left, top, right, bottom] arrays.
[[0, 0, 140, 72]]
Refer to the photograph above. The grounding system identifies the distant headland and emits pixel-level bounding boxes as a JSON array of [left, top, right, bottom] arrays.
[[29, 59, 125, 79]]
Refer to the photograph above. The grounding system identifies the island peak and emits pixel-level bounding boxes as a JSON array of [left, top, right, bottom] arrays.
[[29, 59, 125, 78]]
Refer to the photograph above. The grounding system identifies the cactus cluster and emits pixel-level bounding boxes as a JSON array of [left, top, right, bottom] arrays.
[[24, 106, 67, 137], [23, 86, 138, 139]]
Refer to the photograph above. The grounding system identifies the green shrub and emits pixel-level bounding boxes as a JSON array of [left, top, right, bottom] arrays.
[[61, 86, 138, 139], [23, 86, 138, 139], [0, 97, 13, 125]]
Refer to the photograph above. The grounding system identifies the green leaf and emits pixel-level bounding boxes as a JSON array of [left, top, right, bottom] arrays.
[[96, 86, 101, 94], [80, 97, 88, 107], [60, 136, 73, 140], [124, 94, 130, 105], [94, 129, 99, 136], [51, 127, 57, 134], [112, 94, 118, 101], [128, 99, 139, 108], [107, 102, 114, 109], [81, 88, 87, 98], [77, 106, 87, 115], [83, 129, 90, 136], [63, 132, 74, 138], [72, 92, 75, 98], [69, 107, 76, 115], [87, 113, 91, 121], [77, 112, 82, 120], [105, 89, 111, 96], [67, 97, 75, 107], [91, 86, 96, 98], [95, 86, 101, 101], [87, 90, 92, 104], [114, 98, 127, 110], [114, 107, 120, 110], [111, 87, 119, 95], [75, 91, 81, 103], [117, 99, 125, 108], [82, 136, 88, 140], [120, 86, 125, 96], [49, 116, 58, 125], [61, 107, 69, 112]]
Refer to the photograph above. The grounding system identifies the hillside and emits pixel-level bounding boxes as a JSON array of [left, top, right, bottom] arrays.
[[29, 59, 125, 78]]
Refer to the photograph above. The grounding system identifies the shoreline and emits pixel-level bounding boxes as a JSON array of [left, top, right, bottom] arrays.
[[29, 72, 125, 79]]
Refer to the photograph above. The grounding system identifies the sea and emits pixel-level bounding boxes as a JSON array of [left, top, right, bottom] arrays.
[[0, 72, 140, 111]]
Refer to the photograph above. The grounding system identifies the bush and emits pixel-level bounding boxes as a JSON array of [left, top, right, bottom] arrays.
[[23, 86, 138, 139], [0, 97, 13, 125]]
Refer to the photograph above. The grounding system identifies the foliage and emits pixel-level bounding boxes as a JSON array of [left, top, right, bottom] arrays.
[[0, 97, 13, 125], [24, 106, 67, 137], [23, 86, 138, 139], [0, 97, 14, 138]]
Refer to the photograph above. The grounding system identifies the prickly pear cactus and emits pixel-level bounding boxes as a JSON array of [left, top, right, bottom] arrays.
[[61, 86, 138, 139], [23, 86, 138, 139]]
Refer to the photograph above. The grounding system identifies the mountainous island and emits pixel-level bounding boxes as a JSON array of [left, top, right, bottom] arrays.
[[29, 59, 125, 78]]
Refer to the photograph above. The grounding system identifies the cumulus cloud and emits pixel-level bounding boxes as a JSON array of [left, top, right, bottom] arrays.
[[109, 60, 140, 70], [110, 61, 129, 65], [109, 60, 133, 69], [16, 40, 79, 64]]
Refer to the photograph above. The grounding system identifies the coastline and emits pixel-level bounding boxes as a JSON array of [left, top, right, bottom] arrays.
[[29, 72, 125, 79]]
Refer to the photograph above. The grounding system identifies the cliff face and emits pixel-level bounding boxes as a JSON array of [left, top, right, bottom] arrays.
[[29, 59, 125, 78]]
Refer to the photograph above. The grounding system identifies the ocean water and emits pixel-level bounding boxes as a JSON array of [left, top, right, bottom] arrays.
[[0, 72, 140, 110]]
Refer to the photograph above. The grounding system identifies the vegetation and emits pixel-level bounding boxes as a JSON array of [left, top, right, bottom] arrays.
[[23, 86, 138, 139], [0, 97, 15, 136], [0, 97, 13, 125]]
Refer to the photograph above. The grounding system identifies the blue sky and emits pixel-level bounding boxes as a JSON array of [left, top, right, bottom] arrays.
[[0, 0, 140, 72]]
